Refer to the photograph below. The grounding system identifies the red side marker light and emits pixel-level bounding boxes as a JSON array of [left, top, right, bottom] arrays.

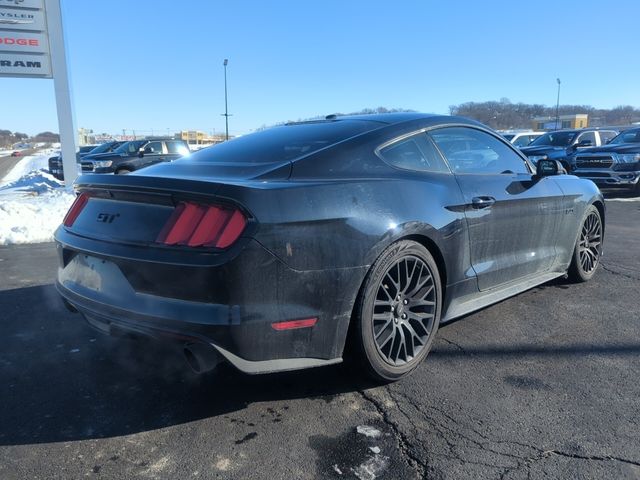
[[271, 318, 318, 331], [63, 192, 90, 227]]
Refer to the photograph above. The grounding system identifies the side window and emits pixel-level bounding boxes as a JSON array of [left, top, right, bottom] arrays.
[[598, 131, 616, 144], [167, 141, 190, 155], [144, 141, 163, 154], [620, 131, 640, 143], [512, 135, 530, 147], [576, 132, 596, 146], [429, 127, 529, 175], [379, 133, 449, 173]]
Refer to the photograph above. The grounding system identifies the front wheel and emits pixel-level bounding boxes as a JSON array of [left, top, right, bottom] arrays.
[[354, 240, 442, 382], [567, 205, 602, 282]]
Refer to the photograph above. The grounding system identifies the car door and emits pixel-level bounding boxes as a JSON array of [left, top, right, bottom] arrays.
[[429, 126, 565, 291], [140, 141, 165, 167]]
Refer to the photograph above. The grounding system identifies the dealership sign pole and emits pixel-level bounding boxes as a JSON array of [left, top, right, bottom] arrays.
[[0, 0, 78, 186]]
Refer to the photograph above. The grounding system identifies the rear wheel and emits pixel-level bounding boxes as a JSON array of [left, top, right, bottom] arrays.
[[567, 205, 602, 282], [354, 240, 441, 382]]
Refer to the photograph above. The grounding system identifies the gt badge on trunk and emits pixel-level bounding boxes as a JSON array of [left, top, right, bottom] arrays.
[[97, 213, 119, 224]]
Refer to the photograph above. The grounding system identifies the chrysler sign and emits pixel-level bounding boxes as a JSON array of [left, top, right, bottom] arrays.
[[0, 7, 47, 31], [0, 0, 50, 77]]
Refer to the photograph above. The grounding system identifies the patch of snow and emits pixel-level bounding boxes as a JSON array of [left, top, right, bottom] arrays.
[[606, 196, 640, 202], [69, 348, 80, 353], [356, 425, 382, 438], [333, 464, 343, 475], [368, 446, 381, 454], [0, 154, 76, 245], [353, 455, 390, 480]]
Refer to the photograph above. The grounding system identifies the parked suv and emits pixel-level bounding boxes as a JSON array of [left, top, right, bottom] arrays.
[[568, 127, 640, 194], [49, 141, 123, 180], [520, 128, 618, 170], [81, 139, 190, 174]]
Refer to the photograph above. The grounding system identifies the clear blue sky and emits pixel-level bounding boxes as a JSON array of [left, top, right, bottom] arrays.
[[3, 0, 639, 137]]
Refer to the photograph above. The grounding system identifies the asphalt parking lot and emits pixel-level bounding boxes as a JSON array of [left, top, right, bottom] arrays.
[[0, 196, 639, 480]]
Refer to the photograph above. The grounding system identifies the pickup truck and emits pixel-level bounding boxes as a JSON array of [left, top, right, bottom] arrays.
[[49, 141, 122, 180], [520, 128, 618, 170], [81, 139, 190, 174], [568, 127, 640, 194]]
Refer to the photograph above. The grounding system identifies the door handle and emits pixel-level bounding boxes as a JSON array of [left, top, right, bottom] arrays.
[[471, 196, 496, 209]]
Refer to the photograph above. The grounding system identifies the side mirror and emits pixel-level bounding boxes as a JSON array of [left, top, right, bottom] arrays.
[[536, 159, 566, 178], [138, 147, 145, 158]]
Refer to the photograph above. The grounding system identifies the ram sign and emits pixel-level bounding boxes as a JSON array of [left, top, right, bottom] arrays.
[[0, 0, 51, 77]]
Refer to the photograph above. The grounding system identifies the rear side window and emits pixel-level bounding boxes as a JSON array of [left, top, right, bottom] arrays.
[[598, 131, 617, 144], [512, 135, 532, 147], [167, 141, 190, 155], [379, 133, 449, 173], [429, 127, 529, 174], [184, 120, 380, 165]]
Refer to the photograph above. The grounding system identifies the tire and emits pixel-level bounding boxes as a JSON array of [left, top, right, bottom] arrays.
[[354, 240, 442, 382], [567, 205, 602, 283]]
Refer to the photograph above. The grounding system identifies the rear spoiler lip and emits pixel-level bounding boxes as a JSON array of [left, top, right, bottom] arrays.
[[73, 173, 226, 198]]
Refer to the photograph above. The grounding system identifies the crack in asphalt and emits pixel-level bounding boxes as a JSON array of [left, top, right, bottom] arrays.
[[383, 388, 640, 479], [437, 337, 468, 355], [500, 449, 640, 479], [600, 262, 640, 281], [358, 389, 428, 479], [389, 389, 531, 473]]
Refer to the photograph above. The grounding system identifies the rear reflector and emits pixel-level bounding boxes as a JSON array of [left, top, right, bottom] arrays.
[[63, 192, 90, 227], [156, 201, 247, 248], [271, 318, 318, 331]]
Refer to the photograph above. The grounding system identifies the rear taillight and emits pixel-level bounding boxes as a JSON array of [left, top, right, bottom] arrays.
[[63, 192, 90, 227], [156, 201, 247, 248]]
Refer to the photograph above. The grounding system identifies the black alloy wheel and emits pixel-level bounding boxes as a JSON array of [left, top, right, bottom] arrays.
[[568, 205, 602, 282], [354, 240, 441, 381]]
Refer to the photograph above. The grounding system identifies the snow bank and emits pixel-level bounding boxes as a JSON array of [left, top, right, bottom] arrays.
[[0, 153, 76, 245]]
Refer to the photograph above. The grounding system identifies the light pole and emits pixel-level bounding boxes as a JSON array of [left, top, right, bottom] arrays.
[[555, 78, 561, 131], [222, 59, 230, 140]]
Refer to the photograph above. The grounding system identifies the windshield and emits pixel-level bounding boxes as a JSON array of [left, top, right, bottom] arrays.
[[89, 142, 118, 154], [608, 129, 640, 145], [183, 120, 381, 165], [114, 140, 147, 154], [529, 131, 577, 147]]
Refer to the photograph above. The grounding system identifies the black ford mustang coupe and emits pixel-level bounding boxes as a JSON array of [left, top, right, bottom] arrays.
[[55, 113, 604, 381]]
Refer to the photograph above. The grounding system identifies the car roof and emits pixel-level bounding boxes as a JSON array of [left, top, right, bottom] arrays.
[[288, 112, 483, 131]]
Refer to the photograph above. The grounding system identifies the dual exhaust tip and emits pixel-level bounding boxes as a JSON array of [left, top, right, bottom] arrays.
[[183, 342, 222, 374]]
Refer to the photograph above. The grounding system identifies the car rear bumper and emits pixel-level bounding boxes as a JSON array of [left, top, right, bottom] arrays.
[[54, 234, 366, 374]]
